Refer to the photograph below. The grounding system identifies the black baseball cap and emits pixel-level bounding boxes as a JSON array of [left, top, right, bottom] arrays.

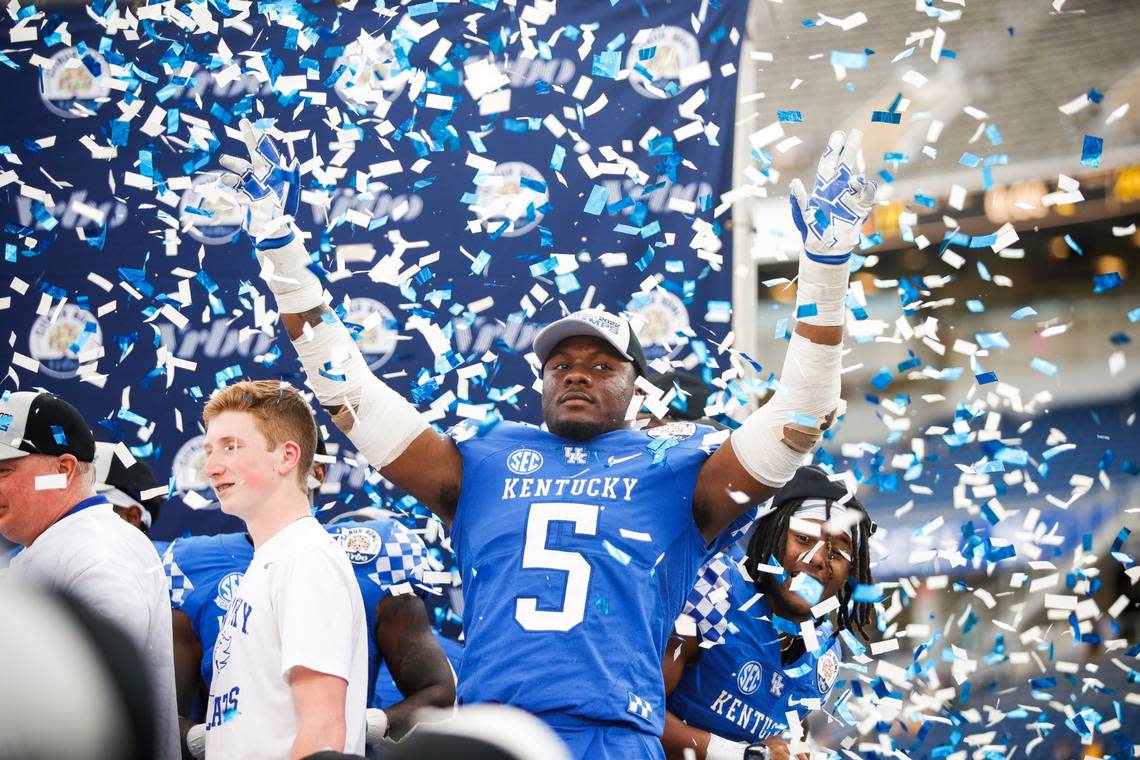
[[93, 442, 165, 528], [533, 309, 651, 377], [0, 391, 96, 463]]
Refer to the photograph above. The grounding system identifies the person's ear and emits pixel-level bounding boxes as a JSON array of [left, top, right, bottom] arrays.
[[57, 454, 80, 481], [311, 462, 327, 485], [278, 440, 303, 477]]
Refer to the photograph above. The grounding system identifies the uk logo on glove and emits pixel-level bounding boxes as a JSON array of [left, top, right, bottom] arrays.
[[788, 129, 877, 265], [217, 118, 300, 250]]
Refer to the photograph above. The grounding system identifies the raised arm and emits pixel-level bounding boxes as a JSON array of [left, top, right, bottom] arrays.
[[694, 130, 874, 542], [215, 120, 462, 521], [369, 594, 456, 740]]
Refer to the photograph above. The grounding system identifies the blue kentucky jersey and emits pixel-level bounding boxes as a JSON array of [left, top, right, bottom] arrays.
[[449, 420, 753, 736], [163, 517, 432, 703], [667, 545, 843, 743]]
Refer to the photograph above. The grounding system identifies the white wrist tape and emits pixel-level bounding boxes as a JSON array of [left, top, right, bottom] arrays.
[[731, 332, 843, 487], [706, 733, 748, 760], [365, 707, 390, 746], [256, 229, 326, 313], [293, 319, 428, 468], [186, 723, 206, 759], [795, 255, 850, 327]]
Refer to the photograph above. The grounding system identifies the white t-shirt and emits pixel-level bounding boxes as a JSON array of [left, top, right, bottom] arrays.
[[8, 499, 180, 760], [204, 516, 367, 759]]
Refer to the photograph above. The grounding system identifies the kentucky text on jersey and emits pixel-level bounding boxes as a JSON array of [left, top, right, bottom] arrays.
[[705, 689, 790, 739], [500, 476, 639, 501]]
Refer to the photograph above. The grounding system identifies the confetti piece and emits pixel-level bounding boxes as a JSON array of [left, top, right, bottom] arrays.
[[1080, 134, 1103, 168], [871, 111, 901, 124]]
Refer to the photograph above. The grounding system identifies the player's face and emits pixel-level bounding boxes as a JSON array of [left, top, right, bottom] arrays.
[[763, 518, 854, 622], [540, 336, 637, 441], [0, 454, 68, 546], [203, 411, 286, 518]]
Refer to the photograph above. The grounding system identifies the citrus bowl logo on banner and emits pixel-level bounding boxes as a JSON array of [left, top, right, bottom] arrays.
[[626, 26, 701, 99], [179, 172, 245, 246], [29, 305, 102, 379], [628, 289, 690, 360], [38, 47, 112, 118], [331, 35, 411, 110], [173, 435, 212, 497], [343, 297, 399, 371], [737, 661, 764, 695], [471, 162, 548, 238]]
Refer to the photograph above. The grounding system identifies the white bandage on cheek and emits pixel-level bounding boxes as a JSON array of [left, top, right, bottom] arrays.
[[795, 255, 851, 327], [731, 333, 843, 487], [257, 233, 326, 313], [293, 319, 429, 469]]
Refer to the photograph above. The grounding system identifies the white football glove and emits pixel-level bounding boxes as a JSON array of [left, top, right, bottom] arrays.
[[213, 117, 326, 313], [216, 117, 301, 247], [788, 129, 877, 264]]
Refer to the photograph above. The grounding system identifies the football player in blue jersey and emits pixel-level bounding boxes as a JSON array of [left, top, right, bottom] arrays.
[[165, 447, 455, 759], [661, 466, 877, 760], [214, 118, 875, 758]]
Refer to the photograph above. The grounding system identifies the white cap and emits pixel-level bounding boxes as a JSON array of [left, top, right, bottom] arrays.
[[532, 309, 649, 375]]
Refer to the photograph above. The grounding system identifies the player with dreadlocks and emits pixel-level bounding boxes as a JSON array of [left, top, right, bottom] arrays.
[[660, 466, 878, 760]]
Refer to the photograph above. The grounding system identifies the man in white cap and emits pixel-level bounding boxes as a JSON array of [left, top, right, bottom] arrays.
[[0, 390, 179, 760], [213, 120, 873, 759]]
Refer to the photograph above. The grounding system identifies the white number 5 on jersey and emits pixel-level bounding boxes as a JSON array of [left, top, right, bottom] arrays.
[[514, 502, 599, 632]]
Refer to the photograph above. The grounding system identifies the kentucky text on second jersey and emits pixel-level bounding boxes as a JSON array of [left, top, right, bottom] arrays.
[[667, 545, 843, 742], [449, 420, 754, 736], [163, 518, 431, 703]]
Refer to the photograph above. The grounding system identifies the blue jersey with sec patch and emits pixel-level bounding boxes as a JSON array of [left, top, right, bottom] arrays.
[[667, 545, 843, 743], [163, 518, 431, 703], [449, 420, 753, 736]]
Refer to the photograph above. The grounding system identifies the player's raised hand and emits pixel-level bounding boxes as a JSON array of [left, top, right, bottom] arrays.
[[788, 129, 877, 264], [216, 118, 300, 247]]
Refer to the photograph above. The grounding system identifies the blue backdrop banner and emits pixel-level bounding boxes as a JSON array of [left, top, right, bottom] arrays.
[[0, 0, 749, 541]]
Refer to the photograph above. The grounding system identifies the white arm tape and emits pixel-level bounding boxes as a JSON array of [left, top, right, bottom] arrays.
[[795, 255, 850, 327], [294, 319, 429, 468], [186, 723, 206, 759], [256, 229, 326, 314], [706, 733, 748, 760], [731, 333, 843, 487], [365, 707, 390, 746]]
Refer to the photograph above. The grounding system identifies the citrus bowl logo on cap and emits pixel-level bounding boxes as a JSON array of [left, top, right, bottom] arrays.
[[179, 172, 245, 246], [737, 661, 764, 695], [470, 162, 548, 238], [628, 289, 689, 360], [38, 47, 112, 118], [626, 26, 701, 100], [29, 305, 102, 380], [506, 448, 544, 475], [817, 649, 840, 693], [331, 35, 411, 110], [214, 572, 244, 611], [173, 435, 212, 496], [335, 526, 383, 565], [343, 297, 399, 371]]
